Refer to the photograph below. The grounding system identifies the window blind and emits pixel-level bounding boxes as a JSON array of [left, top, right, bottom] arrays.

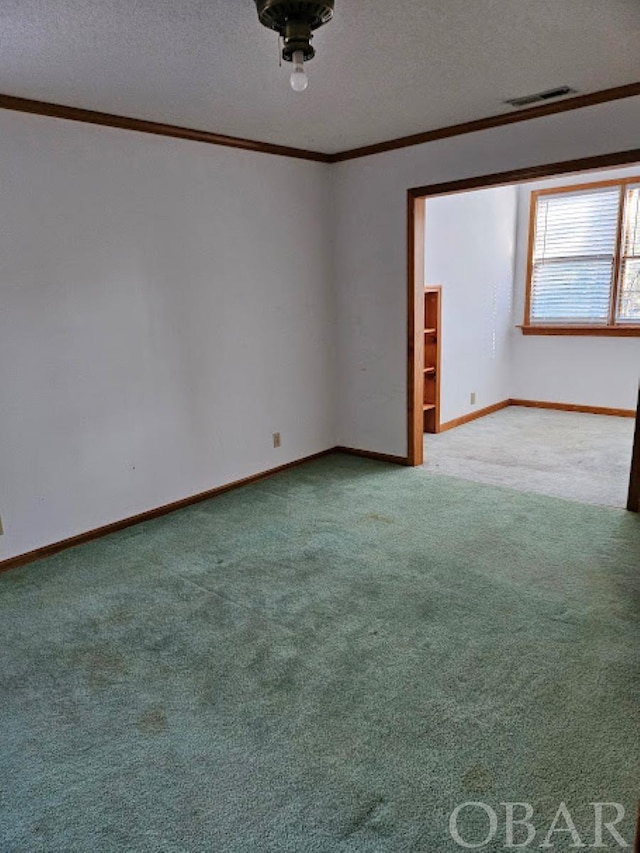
[[618, 184, 640, 323], [530, 186, 621, 324]]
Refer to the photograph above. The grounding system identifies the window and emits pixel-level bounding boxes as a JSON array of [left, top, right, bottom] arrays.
[[619, 184, 640, 322], [524, 177, 640, 334]]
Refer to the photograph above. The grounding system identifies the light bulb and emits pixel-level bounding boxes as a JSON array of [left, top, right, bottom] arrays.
[[290, 50, 308, 92]]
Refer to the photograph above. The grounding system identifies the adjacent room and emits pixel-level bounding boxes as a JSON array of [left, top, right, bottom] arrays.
[[1, 2, 639, 850], [417, 167, 640, 507]]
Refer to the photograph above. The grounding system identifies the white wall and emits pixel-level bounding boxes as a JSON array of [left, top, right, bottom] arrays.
[[0, 110, 335, 561], [424, 187, 517, 424], [333, 96, 640, 457], [511, 165, 640, 409], [2, 98, 640, 561], [421, 165, 640, 421]]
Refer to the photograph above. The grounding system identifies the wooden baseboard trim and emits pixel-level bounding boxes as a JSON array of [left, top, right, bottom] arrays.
[[436, 397, 635, 436], [439, 400, 511, 433], [0, 448, 336, 574], [509, 399, 636, 418], [0, 446, 411, 574], [335, 446, 409, 466], [438, 399, 635, 435]]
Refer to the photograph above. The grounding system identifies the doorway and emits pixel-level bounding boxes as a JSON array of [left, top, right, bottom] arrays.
[[407, 149, 640, 468]]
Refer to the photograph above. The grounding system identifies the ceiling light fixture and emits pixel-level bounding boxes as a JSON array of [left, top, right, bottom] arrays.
[[255, 0, 335, 92]]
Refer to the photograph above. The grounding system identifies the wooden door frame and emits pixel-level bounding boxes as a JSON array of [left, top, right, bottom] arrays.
[[406, 147, 640, 467], [627, 385, 640, 512]]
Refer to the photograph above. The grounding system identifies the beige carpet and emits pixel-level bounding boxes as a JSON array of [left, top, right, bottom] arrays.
[[423, 407, 635, 508]]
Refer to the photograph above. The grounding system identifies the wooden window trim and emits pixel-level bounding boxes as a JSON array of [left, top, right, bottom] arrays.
[[523, 174, 640, 334], [518, 324, 640, 336]]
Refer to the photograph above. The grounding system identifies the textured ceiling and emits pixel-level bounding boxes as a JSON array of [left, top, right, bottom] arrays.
[[0, 0, 639, 154]]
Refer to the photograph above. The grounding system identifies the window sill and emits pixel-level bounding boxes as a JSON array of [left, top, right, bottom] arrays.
[[518, 325, 640, 337]]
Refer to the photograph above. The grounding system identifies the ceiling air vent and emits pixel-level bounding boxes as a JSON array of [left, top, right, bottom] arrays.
[[504, 86, 578, 108]]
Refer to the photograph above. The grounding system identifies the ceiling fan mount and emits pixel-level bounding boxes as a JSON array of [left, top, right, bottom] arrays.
[[255, 0, 335, 63]]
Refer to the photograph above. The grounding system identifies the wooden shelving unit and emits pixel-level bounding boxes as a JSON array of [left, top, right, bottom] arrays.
[[422, 287, 441, 434]]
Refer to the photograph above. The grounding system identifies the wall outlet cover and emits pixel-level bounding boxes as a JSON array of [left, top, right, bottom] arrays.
[[470, 393, 476, 405], [273, 432, 281, 448]]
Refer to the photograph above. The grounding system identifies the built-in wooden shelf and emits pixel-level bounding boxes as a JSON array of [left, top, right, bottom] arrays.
[[422, 287, 441, 434]]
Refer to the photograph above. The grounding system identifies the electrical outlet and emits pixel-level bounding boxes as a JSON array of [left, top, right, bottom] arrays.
[[470, 392, 476, 406], [0, 515, 4, 536], [273, 432, 281, 448]]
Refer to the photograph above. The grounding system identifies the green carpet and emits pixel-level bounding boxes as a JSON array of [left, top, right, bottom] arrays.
[[1, 454, 638, 851]]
